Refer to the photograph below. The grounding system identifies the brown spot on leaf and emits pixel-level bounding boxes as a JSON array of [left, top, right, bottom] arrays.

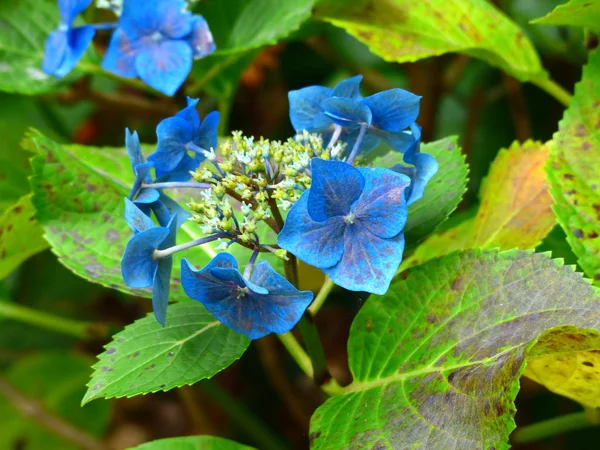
[[366, 320, 373, 332], [583, 361, 594, 367], [13, 206, 23, 214], [451, 275, 465, 291]]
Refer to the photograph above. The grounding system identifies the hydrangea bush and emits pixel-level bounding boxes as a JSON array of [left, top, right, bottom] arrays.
[[1, 0, 600, 449]]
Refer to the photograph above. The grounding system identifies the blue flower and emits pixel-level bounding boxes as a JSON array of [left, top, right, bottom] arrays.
[[392, 124, 439, 205], [278, 158, 411, 295], [288, 76, 420, 155], [181, 253, 313, 339], [122, 198, 178, 326], [125, 128, 190, 227], [102, 0, 215, 95], [42, 0, 96, 77], [148, 97, 220, 181]]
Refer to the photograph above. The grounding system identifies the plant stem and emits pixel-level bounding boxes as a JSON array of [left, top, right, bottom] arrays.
[[308, 277, 335, 316], [531, 77, 572, 107], [298, 316, 331, 385], [142, 182, 211, 189], [200, 379, 287, 450], [277, 332, 313, 378], [0, 301, 103, 340], [512, 411, 598, 444], [0, 376, 107, 450], [346, 123, 368, 164], [153, 234, 222, 259]]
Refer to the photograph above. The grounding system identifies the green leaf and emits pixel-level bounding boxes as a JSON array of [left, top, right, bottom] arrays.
[[130, 436, 256, 450], [0, 0, 94, 94], [0, 195, 49, 279], [83, 302, 250, 403], [0, 352, 111, 450], [471, 140, 555, 249], [27, 130, 217, 300], [372, 136, 468, 247], [399, 140, 555, 272], [315, 0, 546, 82], [547, 48, 600, 285], [196, 0, 316, 55], [532, 0, 600, 32], [310, 250, 600, 449]]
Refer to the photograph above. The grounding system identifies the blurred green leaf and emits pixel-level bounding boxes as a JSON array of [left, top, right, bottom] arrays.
[[310, 250, 600, 449], [0, 196, 49, 279], [27, 130, 216, 300], [547, 48, 600, 285], [532, 0, 600, 32], [83, 302, 250, 403], [131, 436, 256, 450], [373, 136, 468, 247], [471, 140, 555, 249], [0, 0, 95, 95], [196, 0, 316, 55], [0, 352, 110, 450], [315, 0, 547, 82]]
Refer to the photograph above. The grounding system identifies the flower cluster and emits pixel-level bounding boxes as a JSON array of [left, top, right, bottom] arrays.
[[43, 0, 215, 95], [120, 77, 438, 340]]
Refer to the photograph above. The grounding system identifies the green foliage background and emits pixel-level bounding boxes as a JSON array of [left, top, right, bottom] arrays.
[[1, 0, 600, 449]]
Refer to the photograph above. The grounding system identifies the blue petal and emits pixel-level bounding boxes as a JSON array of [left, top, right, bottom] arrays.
[[102, 28, 139, 78], [361, 89, 421, 132], [120, 0, 191, 39], [151, 215, 178, 325], [150, 116, 195, 172], [121, 227, 169, 288], [135, 40, 193, 96], [187, 15, 216, 59], [126, 128, 144, 168], [323, 227, 405, 295], [194, 111, 220, 151], [210, 268, 268, 295], [158, 192, 192, 228], [58, 25, 95, 77], [322, 97, 372, 127], [331, 75, 363, 99], [42, 30, 68, 76], [400, 124, 438, 205], [124, 198, 157, 233], [156, 154, 200, 182], [134, 187, 160, 204], [353, 168, 410, 238], [175, 97, 200, 128], [370, 128, 415, 153], [307, 158, 365, 221], [278, 192, 346, 269], [128, 161, 154, 200], [248, 261, 313, 335], [288, 85, 333, 132], [59, 0, 94, 24]]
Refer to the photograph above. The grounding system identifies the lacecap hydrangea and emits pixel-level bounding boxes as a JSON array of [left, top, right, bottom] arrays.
[[42, 0, 215, 95], [120, 76, 437, 339]]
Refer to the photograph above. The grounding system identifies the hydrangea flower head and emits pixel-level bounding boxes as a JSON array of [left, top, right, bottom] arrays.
[[148, 97, 220, 181], [288, 75, 421, 155], [102, 0, 215, 95], [181, 253, 313, 339], [278, 158, 410, 295], [42, 0, 96, 77], [121, 199, 178, 326]]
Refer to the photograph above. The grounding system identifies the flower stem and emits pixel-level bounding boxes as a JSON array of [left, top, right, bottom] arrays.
[[243, 249, 260, 279], [0, 301, 104, 341], [531, 77, 572, 107], [277, 332, 313, 378], [153, 234, 222, 259], [308, 276, 335, 316], [142, 182, 211, 189], [327, 124, 343, 148], [512, 411, 599, 444], [346, 123, 368, 164], [297, 315, 331, 385], [200, 379, 287, 450]]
